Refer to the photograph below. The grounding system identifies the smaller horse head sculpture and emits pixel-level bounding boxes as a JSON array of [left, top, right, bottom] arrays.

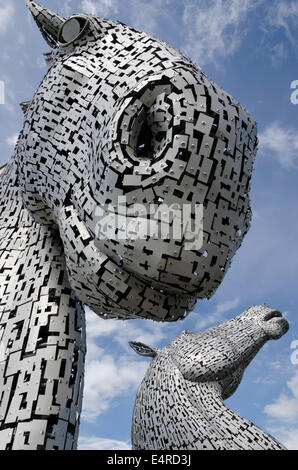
[[130, 305, 289, 450]]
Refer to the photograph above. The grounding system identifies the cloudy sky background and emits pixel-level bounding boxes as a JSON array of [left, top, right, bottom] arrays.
[[0, 0, 298, 450]]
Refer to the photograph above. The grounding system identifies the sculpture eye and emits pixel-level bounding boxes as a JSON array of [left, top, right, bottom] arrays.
[[58, 16, 89, 46], [136, 119, 153, 158]]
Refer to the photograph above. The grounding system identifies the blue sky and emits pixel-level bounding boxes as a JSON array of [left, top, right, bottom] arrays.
[[0, 0, 298, 451]]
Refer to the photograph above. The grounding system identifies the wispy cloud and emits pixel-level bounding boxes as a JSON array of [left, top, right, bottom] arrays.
[[266, 0, 298, 47], [195, 297, 240, 330], [125, 0, 168, 36], [264, 371, 298, 423], [181, 0, 261, 66], [82, 343, 148, 422], [259, 121, 298, 169], [81, 0, 172, 36], [82, 309, 170, 422], [264, 370, 298, 450], [266, 426, 298, 450], [61, 0, 74, 17], [6, 133, 18, 148], [80, 0, 119, 17], [78, 435, 130, 450], [260, 1, 298, 66], [268, 42, 288, 68], [86, 308, 169, 351], [0, 0, 15, 35]]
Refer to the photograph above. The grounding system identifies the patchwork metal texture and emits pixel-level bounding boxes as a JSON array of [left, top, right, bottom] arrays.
[[17, 1, 258, 324], [130, 305, 289, 450], [0, 0, 259, 450], [0, 161, 86, 450]]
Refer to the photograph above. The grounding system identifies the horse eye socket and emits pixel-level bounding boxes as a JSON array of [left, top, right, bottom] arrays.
[[136, 120, 153, 158], [58, 17, 89, 46]]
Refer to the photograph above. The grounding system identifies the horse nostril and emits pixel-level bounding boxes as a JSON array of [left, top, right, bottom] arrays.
[[263, 311, 282, 322]]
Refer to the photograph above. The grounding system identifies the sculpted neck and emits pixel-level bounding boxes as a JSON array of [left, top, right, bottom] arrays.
[[0, 158, 86, 449], [0, 157, 76, 309], [132, 354, 285, 450], [0, 158, 59, 315], [0, 157, 74, 319], [186, 380, 285, 450], [0, 159, 25, 231]]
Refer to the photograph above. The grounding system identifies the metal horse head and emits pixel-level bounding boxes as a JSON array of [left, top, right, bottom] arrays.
[[14, 1, 259, 322], [130, 305, 289, 450]]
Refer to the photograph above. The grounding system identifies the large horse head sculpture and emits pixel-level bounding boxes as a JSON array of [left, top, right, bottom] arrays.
[[130, 305, 289, 450], [0, 1, 260, 450], [16, 0, 258, 322]]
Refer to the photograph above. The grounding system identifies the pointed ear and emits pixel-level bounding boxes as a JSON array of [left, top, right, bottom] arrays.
[[129, 341, 158, 358], [20, 101, 31, 115], [26, 0, 65, 48]]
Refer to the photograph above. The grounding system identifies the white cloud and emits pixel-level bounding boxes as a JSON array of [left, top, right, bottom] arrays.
[[78, 435, 130, 450], [80, 0, 119, 17], [268, 42, 288, 67], [266, 0, 298, 46], [82, 309, 169, 422], [195, 297, 240, 330], [80, 0, 167, 35], [86, 308, 169, 351], [82, 353, 148, 421], [36, 56, 47, 69], [0, 75, 17, 113], [267, 427, 298, 450], [126, 0, 164, 36], [0, 0, 15, 35], [259, 121, 298, 169], [17, 33, 25, 46], [264, 371, 298, 423], [6, 133, 18, 148], [182, 0, 261, 65], [268, 361, 282, 370], [61, 0, 73, 17]]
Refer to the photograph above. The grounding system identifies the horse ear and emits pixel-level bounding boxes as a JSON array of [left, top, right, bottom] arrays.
[[26, 0, 65, 48], [129, 341, 158, 358]]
